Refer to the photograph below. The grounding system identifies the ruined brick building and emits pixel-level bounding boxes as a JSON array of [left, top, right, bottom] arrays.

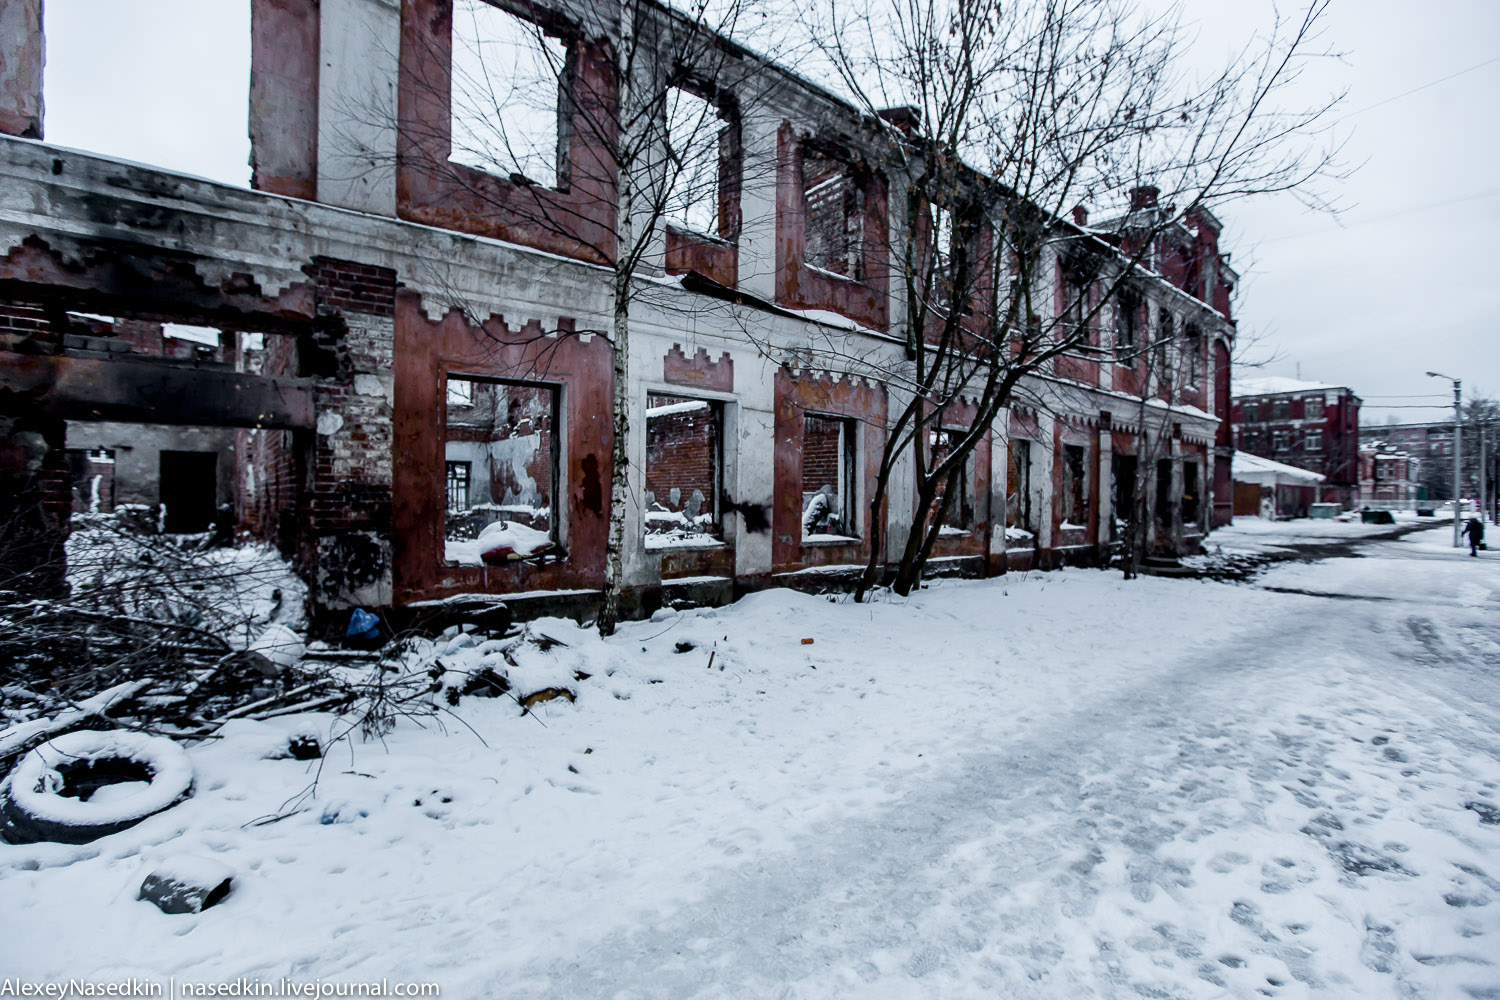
[[0, 0, 1237, 623]]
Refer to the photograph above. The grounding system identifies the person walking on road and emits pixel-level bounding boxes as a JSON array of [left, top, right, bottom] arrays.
[[1465, 516, 1484, 556]]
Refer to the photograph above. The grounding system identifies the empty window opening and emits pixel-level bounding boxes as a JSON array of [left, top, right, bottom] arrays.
[[803, 148, 865, 279], [1305, 396, 1324, 419], [929, 428, 974, 533], [801, 415, 857, 541], [664, 86, 730, 238], [1006, 438, 1035, 544], [1114, 292, 1139, 356], [442, 375, 559, 566], [1242, 403, 1258, 423], [645, 394, 723, 547], [1182, 461, 1201, 525], [1154, 310, 1173, 373], [1061, 444, 1088, 530], [1062, 271, 1090, 343], [1184, 325, 1202, 386], [446, 461, 472, 511], [43, 0, 251, 186], [450, 0, 568, 187], [67, 449, 116, 515], [1273, 399, 1290, 420]]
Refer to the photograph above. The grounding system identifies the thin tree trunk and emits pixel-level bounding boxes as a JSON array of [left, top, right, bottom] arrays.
[[598, 0, 636, 636], [598, 266, 631, 635]]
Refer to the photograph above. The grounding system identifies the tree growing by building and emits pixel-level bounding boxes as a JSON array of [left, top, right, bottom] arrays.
[[784, 0, 1344, 598]]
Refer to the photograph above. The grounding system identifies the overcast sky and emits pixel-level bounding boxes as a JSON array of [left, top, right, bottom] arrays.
[[39, 0, 1500, 423]]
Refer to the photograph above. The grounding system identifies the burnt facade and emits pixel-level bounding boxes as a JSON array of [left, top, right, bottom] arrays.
[[0, 0, 1237, 620]]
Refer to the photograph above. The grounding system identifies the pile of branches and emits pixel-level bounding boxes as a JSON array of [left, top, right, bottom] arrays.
[[0, 511, 338, 769]]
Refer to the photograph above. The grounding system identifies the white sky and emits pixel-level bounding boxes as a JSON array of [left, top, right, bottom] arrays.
[[39, 0, 1500, 422]]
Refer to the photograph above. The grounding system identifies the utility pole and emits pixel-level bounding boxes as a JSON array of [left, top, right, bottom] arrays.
[[1428, 371, 1462, 547]]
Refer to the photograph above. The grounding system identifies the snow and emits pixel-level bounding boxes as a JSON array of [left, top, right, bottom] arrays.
[[147, 854, 234, 889], [4, 523, 1500, 998], [802, 531, 861, 544], [247, 623, 304, 672], [0, 679, 154, 759], [64, 517, 306, 650], [643, 531, 726, 550], [1235, 374, 1344, 397], [444, 520, 555, 565], [645, 399, 711, 419], [3, 731, 193, 828], [1232, 450, 1326, 485]]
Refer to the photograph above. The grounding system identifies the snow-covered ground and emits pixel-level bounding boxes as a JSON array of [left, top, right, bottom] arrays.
[[1194, 512, 1434, 558], [4, 521, 1500, 998]]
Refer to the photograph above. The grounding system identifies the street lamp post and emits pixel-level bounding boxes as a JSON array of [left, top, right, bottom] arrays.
[[1428, 371, 1462, 547]]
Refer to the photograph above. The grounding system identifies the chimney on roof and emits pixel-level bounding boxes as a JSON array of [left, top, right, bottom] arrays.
[[1072, 205, 1088, 227], [1128, 185, 1160, 210]]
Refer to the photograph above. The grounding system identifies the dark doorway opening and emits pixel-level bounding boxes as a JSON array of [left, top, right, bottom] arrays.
[[159, 451, 218, 533], [1156, 458, 1174, 529], [1111, 453, 1137, 531]]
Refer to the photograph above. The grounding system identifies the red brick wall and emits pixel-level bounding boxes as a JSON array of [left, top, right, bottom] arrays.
[[645, 397, 717, 508], [0, 299, 55, 351], [801, 415, 843, 492]]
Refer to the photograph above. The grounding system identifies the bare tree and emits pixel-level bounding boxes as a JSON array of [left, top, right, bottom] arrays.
[[779, 0, 1345, 598]]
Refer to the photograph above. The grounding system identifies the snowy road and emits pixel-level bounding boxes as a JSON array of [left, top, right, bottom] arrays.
[[522, 527, 1500, 999], [3, 521, 1499, 998]]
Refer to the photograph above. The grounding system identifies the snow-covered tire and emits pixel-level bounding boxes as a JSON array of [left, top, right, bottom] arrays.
[[0, 731, 194, 845]]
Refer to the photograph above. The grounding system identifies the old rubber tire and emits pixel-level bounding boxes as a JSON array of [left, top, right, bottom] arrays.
[[0, 730, 194, 845]]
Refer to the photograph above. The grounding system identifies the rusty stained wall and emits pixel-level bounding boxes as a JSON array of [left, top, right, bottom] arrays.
[[0, 0, 43, 139], [392, 292, 613, 604], [249, 0, 321, 199], [771, 368, 886, 574], [774, 124, 890, 332], [396, 0, 618, 264]]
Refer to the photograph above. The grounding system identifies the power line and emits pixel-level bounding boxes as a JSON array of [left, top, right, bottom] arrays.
[[1256, 186, 1500, 246], [1338, 53, 1500, 122]]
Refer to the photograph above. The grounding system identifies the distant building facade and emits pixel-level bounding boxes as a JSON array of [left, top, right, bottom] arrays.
[[1231, 376, 1362, 508], [1360, 421, 1459, 501], [1357, 445, 1421, 506]]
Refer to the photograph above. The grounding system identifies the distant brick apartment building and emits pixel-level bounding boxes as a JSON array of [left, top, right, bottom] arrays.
[[1360, 421, 1464, 502], [1231, 376, 1362, 508], [1356, 445, 1421, 506]]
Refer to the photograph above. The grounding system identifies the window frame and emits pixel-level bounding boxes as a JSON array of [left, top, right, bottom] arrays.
[[441, 372, 564, 566], [929, 427, 975, 532], [445, 460, 472, 513], [662, 80, 741, 241], [1061, 443, 1089, 529], [800, 142, 871, 281], [800, 412, 858, 542], [643, 391, 726, 546], [447, 0, 575, 190]]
